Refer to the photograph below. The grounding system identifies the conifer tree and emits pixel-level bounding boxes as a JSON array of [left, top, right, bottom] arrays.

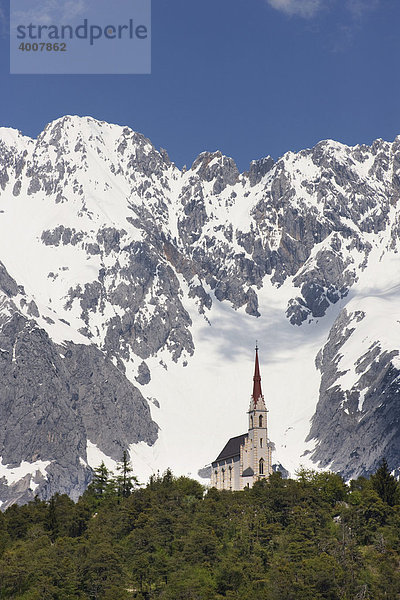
[[371, 458, 399, 506], [91, 461, 111, 497], [47, 496, 57, 541], [116, 450, 138, 498]]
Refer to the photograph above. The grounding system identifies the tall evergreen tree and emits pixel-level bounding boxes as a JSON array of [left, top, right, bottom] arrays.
[[91, 461, 111, 497], [116, 450, 138, 498], [371, 458, 399, 506]]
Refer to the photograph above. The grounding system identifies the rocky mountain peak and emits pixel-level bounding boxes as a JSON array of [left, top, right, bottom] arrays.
[[190, 150, 240, 193], [246, 156, 275, 186]]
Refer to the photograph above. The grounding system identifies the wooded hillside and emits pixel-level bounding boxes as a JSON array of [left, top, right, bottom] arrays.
[[1, 460, 399, 599]]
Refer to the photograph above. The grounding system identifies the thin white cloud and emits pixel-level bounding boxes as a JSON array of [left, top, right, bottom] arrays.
[[347, 0, 380, 18], [13, 0, 87, 26], [327, 1, 382, 53], [267, 0, 381, 19], [266, 0, 323, 18], [60, 0, 87, 21]]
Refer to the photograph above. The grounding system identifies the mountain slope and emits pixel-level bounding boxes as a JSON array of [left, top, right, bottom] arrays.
[[0, 116, 400, 505]]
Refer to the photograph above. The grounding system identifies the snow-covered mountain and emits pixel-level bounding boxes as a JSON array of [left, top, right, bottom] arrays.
[[0, 115, 400, 507]]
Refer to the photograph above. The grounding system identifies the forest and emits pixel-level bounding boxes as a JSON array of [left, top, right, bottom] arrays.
[[1, 457, 400, 600]]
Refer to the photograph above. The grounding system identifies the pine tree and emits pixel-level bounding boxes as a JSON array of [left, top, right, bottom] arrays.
[[47, 496, 57, 541], [91, 461, 111, 497], [115, 450, 138, 498], [371, 458, 399, 506]]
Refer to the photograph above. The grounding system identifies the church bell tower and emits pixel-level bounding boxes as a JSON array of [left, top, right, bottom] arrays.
[[240, 345, 272, 486], [211, 344, 273, 491]]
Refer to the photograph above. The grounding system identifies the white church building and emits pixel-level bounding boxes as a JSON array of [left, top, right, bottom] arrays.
[[211, 346, 273, 490]]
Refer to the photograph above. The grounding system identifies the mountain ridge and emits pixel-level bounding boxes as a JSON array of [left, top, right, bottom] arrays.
[[1, 115, 400, 506]]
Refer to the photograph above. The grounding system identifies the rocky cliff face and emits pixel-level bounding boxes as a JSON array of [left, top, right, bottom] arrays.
[[0, 264, 157, 508], [1, 116, 400, 505], [308, 300, 400, 479]]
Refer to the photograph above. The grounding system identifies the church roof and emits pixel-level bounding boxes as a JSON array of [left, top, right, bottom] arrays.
[[214, 433, 247, 462], [242, 467, 254, 477], [252, 345, 263, 406]]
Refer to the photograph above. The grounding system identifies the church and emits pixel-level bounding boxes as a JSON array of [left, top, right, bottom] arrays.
[[211, 346, 273, 490]]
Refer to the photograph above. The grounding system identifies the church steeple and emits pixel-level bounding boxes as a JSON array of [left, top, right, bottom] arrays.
[[211, 343, 273, 491], [252, 344, 263, 406]]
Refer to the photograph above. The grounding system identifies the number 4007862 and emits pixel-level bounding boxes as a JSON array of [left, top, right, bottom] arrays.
[[18, 42, 67, 51]]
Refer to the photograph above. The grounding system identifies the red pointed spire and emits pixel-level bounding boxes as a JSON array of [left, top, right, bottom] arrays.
[[252, 344, 262, 405]]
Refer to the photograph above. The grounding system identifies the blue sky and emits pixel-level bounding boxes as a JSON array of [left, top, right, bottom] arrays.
[[1, 0, 400, 171]]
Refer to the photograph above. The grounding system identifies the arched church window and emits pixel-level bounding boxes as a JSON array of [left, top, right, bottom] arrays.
[[259, 458, 264, 475], [251, 416, 253, 428], [259, 415, 263, 427], [260, 438, 263, 447]]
